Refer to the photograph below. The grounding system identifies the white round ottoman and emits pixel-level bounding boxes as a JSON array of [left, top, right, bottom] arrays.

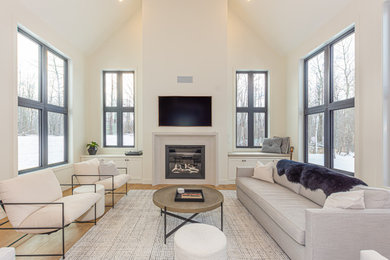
[[74, 184, 105, 221], [174, 224, 227, 260]]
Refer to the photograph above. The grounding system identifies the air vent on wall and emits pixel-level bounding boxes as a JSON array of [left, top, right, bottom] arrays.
[[177, 76, 193, 83]]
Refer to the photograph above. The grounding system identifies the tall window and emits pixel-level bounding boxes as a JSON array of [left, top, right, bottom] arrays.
[[304, 28, 355, 174], [17, 28, 68, 173], [236, 71, 268, 148], [103, 71, 135, 147]]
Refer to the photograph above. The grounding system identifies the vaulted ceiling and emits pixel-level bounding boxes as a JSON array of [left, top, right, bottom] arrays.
[[18, 0, 354, 56], [18, 0, 141, 55], [229, 0, 355, 54]]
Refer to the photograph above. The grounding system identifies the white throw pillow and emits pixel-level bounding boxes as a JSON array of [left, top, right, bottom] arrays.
[[74, 158, 100, 184], [323, 190, 365, 209], [99, 160, 119, 180], [252, 162, 274, 183]]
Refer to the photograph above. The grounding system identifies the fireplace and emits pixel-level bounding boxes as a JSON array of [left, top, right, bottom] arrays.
[[165, 145, 205, 179]]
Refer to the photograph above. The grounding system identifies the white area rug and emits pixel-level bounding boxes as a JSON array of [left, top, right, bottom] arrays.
[[66, 190, 289, 259]]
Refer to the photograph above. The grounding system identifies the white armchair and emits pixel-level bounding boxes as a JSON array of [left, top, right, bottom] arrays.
[[0, 169, 101, 258], [361, 250, 389, 260], [73, 158, 130, 208], [0, 247, 15, 260]]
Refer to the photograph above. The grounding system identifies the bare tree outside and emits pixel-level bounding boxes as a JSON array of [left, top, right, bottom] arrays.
[[306, 32, 355, 172], [306, 52, 325, 165], [237, 74, 248, 107], [105, 73, 118, 146], [332, 34, 355, 172], [47, 52, 65, 164], [307, 52, 325, 108], [104, 72, 135, 146], [18, 33, 40, 170], [18, 31, 68, 171], [236, 72, 267, 147], [122, 73, 135, 146]]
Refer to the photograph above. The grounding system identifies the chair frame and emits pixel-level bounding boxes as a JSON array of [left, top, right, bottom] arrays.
[[71, 167, 129, 208], [0, 184, 98, 258]]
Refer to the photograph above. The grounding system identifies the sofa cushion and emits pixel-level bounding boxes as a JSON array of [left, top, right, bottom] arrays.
[[0, 169, 62, 228], [237, 177, 320, 245], [273, 172, 301, 194], [95, 174, 130, 190], [19, 193, 101, 233], [74, 158, 100, 184], [351, 185, 390, 209], [299, 186, 327, 206]]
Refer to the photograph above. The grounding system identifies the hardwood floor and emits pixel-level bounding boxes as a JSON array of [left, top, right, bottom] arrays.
[[0, 184, 236, 259]]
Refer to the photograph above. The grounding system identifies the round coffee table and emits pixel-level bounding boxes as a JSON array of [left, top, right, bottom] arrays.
[[153, 185, 224, 244]]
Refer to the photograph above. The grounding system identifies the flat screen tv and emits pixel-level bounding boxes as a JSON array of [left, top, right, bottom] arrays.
[[159, 96, 212, 126]]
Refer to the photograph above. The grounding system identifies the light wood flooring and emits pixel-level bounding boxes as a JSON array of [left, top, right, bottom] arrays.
[[0, 184, 236, 260]]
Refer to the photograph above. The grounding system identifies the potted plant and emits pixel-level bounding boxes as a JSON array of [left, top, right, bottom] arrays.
[[86, 141, 99, 155]]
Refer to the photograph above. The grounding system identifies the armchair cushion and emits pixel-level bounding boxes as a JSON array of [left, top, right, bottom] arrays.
[[96, 174, 130, 190], [74, 158, 100, 184], [0, 247, 15, 260], [0, 169, 62, 228], [19, 193, 101, 233]]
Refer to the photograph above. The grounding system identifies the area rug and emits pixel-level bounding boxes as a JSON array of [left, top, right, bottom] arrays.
[[66, 190, 289, 259]]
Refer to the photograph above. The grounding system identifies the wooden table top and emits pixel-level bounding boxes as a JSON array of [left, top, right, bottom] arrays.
[[152, 185, 224, 213]]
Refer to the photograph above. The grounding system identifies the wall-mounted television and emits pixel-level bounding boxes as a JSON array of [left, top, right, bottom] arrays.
[[159, 96, 212, 127]]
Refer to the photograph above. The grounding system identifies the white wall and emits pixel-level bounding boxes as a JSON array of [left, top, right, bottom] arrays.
[[0, 1, 86, 181], [227, 10, 287, 150], [82, 0, 288, 184], [285, 0, 384, 186], [84, 7, 143, 154], [142, 0, 229, 184]]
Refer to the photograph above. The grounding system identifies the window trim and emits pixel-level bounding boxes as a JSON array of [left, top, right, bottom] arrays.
[[17, 28, 69, 174], [235, 71, 268, 148], [102, 70, 135, 148], [304, 27, 355, 176]]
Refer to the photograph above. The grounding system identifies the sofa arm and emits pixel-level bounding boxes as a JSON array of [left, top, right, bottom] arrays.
[[236, 167, 254, 178], [305, 208, 390, 260]]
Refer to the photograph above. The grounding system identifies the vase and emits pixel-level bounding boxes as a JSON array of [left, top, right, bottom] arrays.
[[88, 147, 97, 155]]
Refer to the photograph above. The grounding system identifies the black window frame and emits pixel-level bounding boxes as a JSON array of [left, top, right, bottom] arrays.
[[304, 27, 355, 176], [235, 71, 268, 148], [103, 71, 135, 148], [17, 28, 69, 174]]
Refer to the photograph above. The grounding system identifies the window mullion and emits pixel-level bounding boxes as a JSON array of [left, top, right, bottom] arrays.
[[41, 46, 48, 167], [324, 46, 332, 169], [248, 73, 254, 147], [117, 72, 123, 147]]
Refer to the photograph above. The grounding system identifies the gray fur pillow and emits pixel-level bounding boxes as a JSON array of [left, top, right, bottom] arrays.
[[261, 138, 282, 153], [274, 136, 290, 154]]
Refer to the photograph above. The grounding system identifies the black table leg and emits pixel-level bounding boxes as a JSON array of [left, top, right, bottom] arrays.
[[221, 202, 223, 231], [164, 207, 167, 244], [161, 205, 223, 244]]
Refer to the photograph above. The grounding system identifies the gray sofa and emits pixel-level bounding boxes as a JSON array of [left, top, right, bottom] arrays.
[[236, 166, 390, 260]]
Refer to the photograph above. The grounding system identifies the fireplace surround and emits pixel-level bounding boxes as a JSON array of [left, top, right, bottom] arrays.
[[152, 132, 218, 185], [165, 145, 205, 179]]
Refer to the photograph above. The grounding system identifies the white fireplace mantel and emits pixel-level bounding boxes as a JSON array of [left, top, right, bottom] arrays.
[[152, 132, 218, 185]]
